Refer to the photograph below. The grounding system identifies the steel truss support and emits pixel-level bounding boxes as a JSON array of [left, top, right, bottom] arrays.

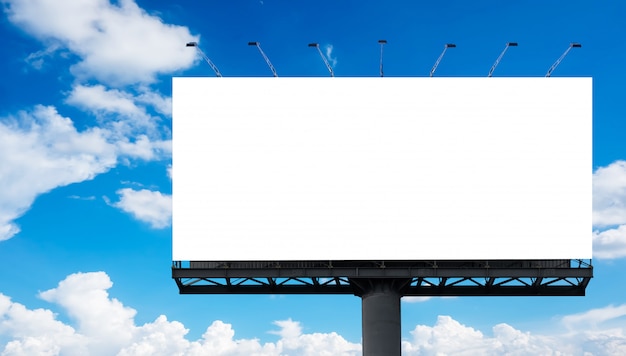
[[173, 260, 592, 356], [173, 260, 592, 296]]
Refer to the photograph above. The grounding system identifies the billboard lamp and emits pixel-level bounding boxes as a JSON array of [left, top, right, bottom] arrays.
[[308, 43, 335, 77], [378, 40, 387, 77], [186, 41, 222, 77], [248, 41, 278, 77], [430, 43, 456, 77], [488, 42, 518, 77], [546, 42, 582, 77]]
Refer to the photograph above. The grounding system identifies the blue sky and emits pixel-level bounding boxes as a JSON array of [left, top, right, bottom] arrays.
[[0, 0, 625, 354]]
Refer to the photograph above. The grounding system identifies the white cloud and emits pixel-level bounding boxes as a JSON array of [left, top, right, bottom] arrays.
[[0, 106, 117, 240], [116, 315, 191, 356], [135, 88, 172, 116], [0, 104, 174, 241], [23, 42, 64, 70], [1, 0, 186, 242], [0, 294, 87, 355], [65, 85, 173, 161], [68, 195, 96, 201], [593, 160, 626, 228], [65, 84, 173, 142], [324, 44, 338, 67], [39, 272, 137, 355], [403, 297, 456, 303], [115, 135, 171, 161], [270, 319, 361, 355], [593, 225, 626, 259], [592, 161, 626, 259], [2, 272, 626, 355], [183, 320, 280, 356], [402, 314, 626, 355], [404, 315, 489, 355], [66, 84, 171, 124], [66, 84, 147, 119], [0, 272, 359, 355], [4, 0, 198, 86], [562, 304, 626, 330], [113, 188, 172, 228], [403, 297, 433, 303]]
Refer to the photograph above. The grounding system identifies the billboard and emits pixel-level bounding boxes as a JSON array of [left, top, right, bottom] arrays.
[[172, 78, 592, 261]]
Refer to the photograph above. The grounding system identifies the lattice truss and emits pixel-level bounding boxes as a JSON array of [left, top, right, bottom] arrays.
[[173, 260, 592, 296]]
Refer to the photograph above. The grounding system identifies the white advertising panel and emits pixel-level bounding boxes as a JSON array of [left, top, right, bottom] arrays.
[[172, 78, 592, 261]]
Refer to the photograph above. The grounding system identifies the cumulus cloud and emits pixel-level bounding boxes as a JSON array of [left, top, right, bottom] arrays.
[[66, 84, 173, 161], [0, 272, 360, 355], [2, 272, 626, 355], [593, 160, 626, 228], [0, 104, 174, 241], [4, 0, 198, 86], [270, 319, 361, 355], [402, 314, 626, 355], [593, 225, 626, 259], [66, 84, 148, 119], [3, 272, 626, 355], [65, 84, 172, 137], [39, 272, 137, 355], [0, 106, 117, 240], [135, 88, 173, 117], [592, 161, 626, 259], [115, 135, 171, 161], [113, 188, 172, 228], [404, 315, 489, 355], [0, 294, 88, 355], [0, 0, 192, 241]]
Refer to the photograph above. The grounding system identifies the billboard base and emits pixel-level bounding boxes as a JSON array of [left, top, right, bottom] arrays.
[[352, 278, 407, 355], [173, 260, 592, 355]]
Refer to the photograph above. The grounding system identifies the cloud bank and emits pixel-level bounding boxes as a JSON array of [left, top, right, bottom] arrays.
[[1, 272, 626, 355], [4, 0, 198, 86]]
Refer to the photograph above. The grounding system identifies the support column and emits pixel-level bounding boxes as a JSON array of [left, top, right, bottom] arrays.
[[351, 278, 409, 356]]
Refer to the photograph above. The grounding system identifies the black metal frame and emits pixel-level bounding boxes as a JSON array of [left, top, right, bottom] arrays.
[[173, 259, 592, 296]]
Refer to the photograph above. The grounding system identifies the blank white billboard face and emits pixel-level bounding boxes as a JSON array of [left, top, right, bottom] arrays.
[[172, 78, 592, 261]]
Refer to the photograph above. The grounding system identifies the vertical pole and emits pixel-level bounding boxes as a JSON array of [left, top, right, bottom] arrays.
[[378, 40, 387, 77], [352, 278, 409, 356]]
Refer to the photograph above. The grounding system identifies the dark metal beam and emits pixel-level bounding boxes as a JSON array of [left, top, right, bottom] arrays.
[[173, 260, 592, 297], [176, 281, 587, 296], [173, 266, 592, 279]]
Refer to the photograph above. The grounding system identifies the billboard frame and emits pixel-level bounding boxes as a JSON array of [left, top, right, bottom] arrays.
[[172, 259, 592, 296]]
